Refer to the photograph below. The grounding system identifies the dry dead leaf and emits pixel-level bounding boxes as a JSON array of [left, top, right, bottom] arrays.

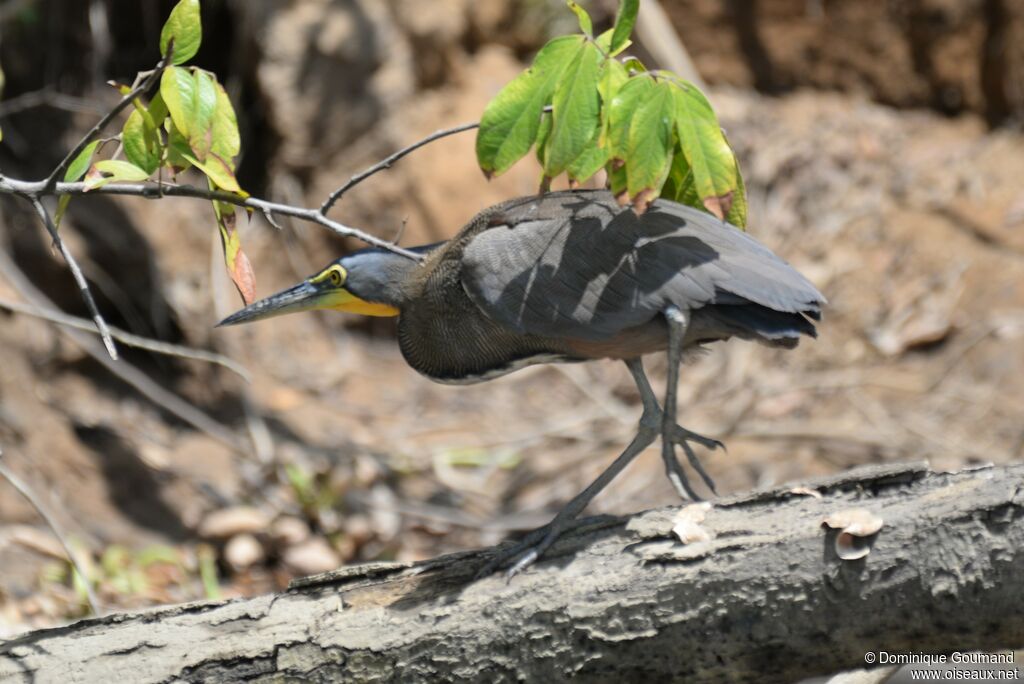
[[4, 525, 65, 559], [224, 534, 265, 572], [198, 506, 271, 539], [822, 508, 884, 560], [672, 502, 714, 544], [283, 538, 341, 575], [789, 486, 823, 499]]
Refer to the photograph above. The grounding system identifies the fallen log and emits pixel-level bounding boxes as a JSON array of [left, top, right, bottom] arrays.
[[1, 462, 1021, 683]]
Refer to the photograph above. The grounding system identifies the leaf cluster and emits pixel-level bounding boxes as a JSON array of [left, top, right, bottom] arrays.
[[60, 0, 255, 303], [475, 0, 745, 225]]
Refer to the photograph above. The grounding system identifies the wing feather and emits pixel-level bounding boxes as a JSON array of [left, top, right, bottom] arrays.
[[461, 190, 824, 341]]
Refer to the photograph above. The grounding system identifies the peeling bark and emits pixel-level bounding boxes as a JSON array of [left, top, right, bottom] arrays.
[[1, 462, 1022, 683]]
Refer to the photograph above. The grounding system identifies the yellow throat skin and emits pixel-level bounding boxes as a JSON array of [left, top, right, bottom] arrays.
[[321, 288, 399, 317]]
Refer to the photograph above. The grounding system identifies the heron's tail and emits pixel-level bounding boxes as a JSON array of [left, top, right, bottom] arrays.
[[703, 303, 819, 349]]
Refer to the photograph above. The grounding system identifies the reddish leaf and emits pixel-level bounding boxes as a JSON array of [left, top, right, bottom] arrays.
[[702, 192, 734, 221], [631, 188, 657, 214], [216, 204, 256, 304]]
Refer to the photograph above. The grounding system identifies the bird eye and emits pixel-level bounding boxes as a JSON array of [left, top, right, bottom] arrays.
[[329, 269, 343, 286]]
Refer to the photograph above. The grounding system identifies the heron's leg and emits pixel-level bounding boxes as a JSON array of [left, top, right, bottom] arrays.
[[476, 403, 659, 580], [663, 307, 719, 498], [628, 356, 695, 500]]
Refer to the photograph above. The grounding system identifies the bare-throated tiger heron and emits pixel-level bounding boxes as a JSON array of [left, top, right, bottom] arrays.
[[220, 189, 825, 577]]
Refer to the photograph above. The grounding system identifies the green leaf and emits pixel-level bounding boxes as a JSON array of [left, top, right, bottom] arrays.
[[85, 159, 150, 189], [148, 92, 169, 126], [545, 41, 601, 177], [93, 159, 151, 180], [476, 35, 582, 177], [210, 81, 240, 159], [605, 75, 654, 160], [160, 0, 202, 65], [54, 196, 71, 228], [566, 1, 592, 37], [566, 135, 609, 183], [161, 67, 196, 141], [625, 82, 674, 204], [622, 56, 647, 74], [597, 57, 628, 144], [184, 150, 242, 193], [165, 121, 192, 170], [725, 156, 747, 228], [607, 161, 627, 198], [535, 110, 553, 166], [64, 140, 100, 182], [189, 70, 217, 157], [662, 148, 699, 207], [160, 66, 216, 159], [595, 27, 631, 56], [123, 108, 162, 174], [610, 0, 639, 55], [672, 83, 738, 220]]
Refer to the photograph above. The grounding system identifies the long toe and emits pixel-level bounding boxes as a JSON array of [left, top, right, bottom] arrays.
[[677, 438, 718, 495], [660, 424, 721, 498], [474, 524, 554, 580], [662, 440, 701, 501], [671, 424, 725, 452]]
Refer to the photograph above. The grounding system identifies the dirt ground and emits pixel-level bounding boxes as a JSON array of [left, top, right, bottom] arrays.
[[1, 0, 1022, 637]]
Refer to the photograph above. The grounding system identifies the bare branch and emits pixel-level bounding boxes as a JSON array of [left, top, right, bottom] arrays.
[[2, 112, 477, 263], [0, 89, 106, 117], [319, 121, 480, 216], [28, 197, 119, 360], [0, 295, 251, 382], [0, 448, 101, 616], [0, 176, 427, 261]]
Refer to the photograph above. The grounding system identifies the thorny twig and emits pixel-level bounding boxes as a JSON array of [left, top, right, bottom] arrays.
[[0, 296, 251, 381], [0, 448, 101, 616]]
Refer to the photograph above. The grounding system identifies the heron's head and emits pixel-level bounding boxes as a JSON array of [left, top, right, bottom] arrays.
[[218, 248, 417, 327]]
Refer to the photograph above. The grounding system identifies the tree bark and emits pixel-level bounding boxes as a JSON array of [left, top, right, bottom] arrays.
[[1, 462, 1022, 683]]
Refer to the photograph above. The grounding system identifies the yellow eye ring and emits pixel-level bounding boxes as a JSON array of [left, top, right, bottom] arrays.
[[329, 269, 343, 286]]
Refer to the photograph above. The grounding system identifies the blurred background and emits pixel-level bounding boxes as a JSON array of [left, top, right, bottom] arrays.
[[1, 0, 1022, 634]]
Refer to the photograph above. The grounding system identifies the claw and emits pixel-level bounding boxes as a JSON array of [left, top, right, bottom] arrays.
[[671, 424, 724, 452], [663, 423, 721, 498]]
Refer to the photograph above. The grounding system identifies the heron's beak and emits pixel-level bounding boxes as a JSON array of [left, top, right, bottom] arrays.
[[218, 279, 398, 327]]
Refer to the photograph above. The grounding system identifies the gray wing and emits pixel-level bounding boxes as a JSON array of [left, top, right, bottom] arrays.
[[461, 190, 824, 342]]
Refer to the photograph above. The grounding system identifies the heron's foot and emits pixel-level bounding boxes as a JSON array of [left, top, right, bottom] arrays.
[[474, 515, 578, 581], [660, 421, 723, 501]]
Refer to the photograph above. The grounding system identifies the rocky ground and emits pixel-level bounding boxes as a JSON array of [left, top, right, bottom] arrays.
[[0, 0, 1022, 636]]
